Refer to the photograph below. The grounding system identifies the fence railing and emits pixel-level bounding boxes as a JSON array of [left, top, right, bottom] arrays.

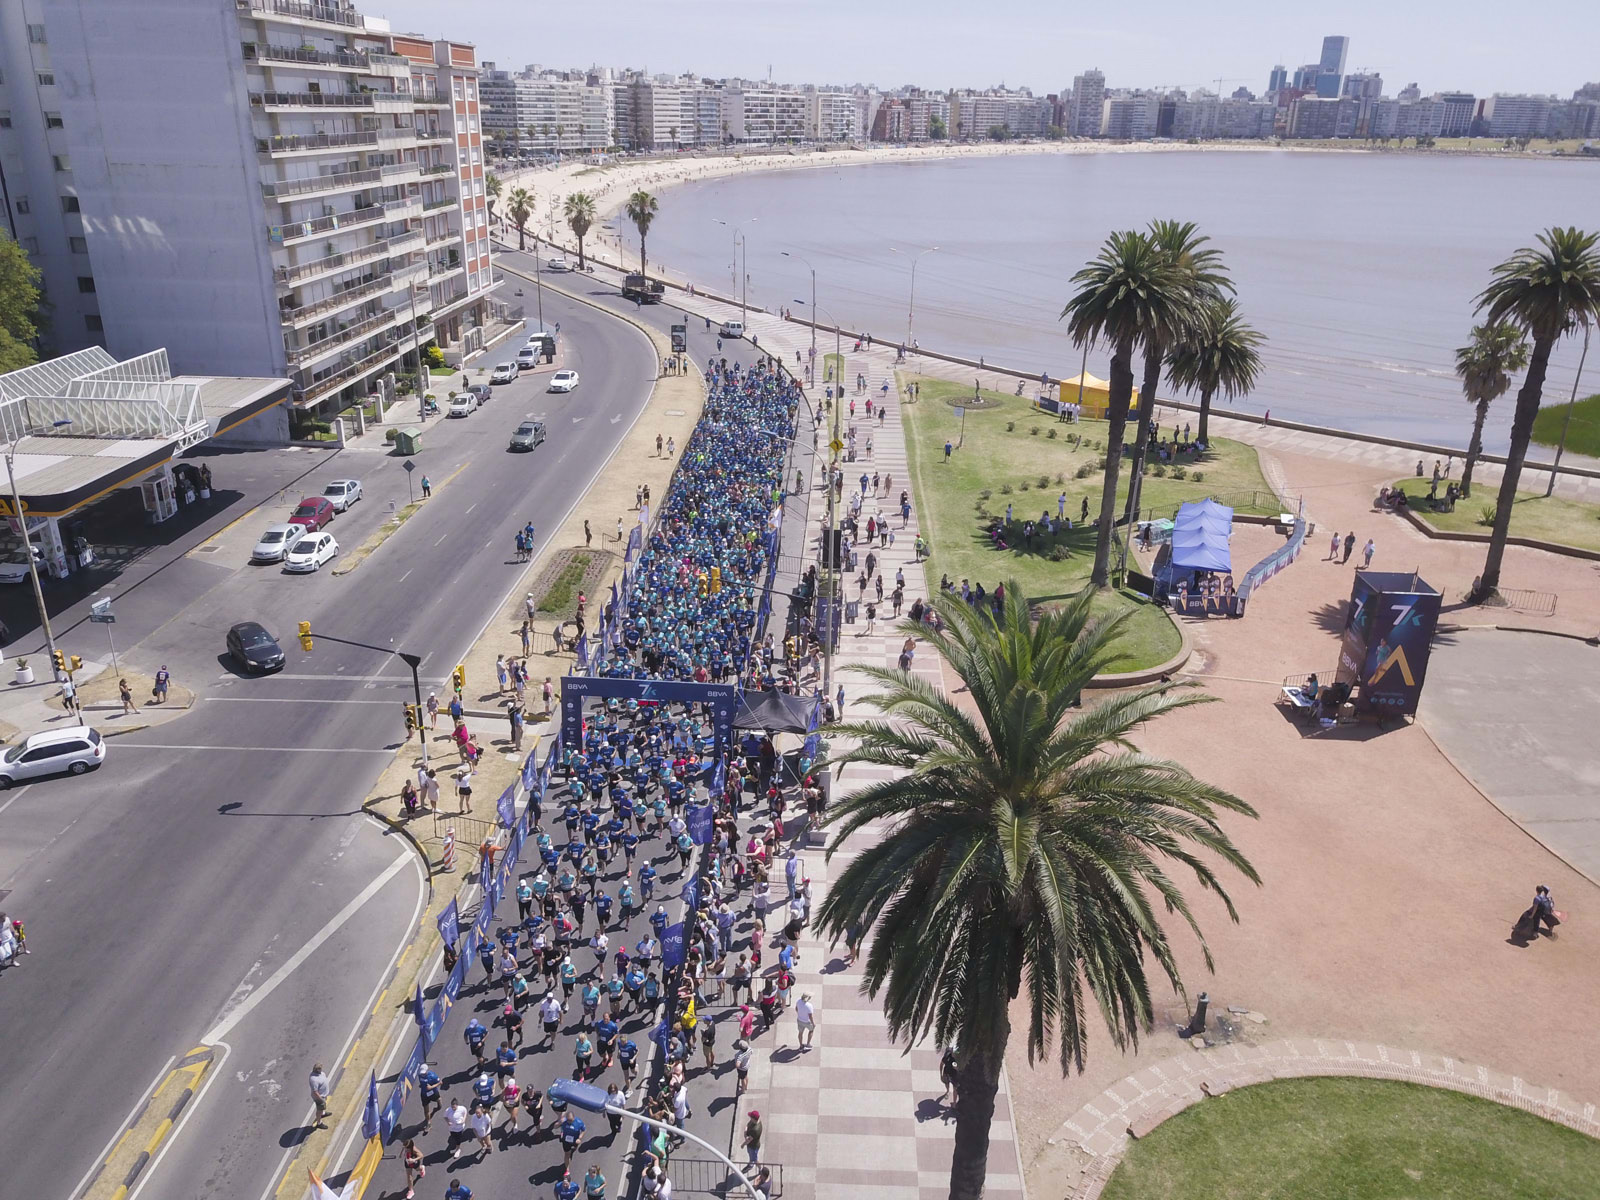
[[1240, 513, 1308, 603], [658, 1156, 783, 1197]]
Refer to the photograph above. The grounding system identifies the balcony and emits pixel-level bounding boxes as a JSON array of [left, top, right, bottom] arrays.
[[251, 91, 377, 112], [273, 203, 385, 243], [380, 160, 422, 183], [264, 167, 381, 201], [236, 0, 365, 29], [422, 195, 456, 212], [420, 163, 454, 177], [288, 306, 404, 365], [413, 93, 452, 108], [298, 337, 410, 405], [384, 196, 423, 221], [258, 130, 378, 156], [372, 126, 416, 150], [275, 228, 422, 286], [246, 42, 380, 71], [424, 228, 458, 249], [414, 128, 455, 144], [281, 270, 401, 326], [367, 52, 411, 71]]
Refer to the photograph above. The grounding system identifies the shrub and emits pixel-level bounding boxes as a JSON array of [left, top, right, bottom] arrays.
[[1097, 456, 1109, 470], [1037, 474, 1051, 489], [1000, 482, 1013, 495], [1030, 425, 1041, 436], [1075, 463, 1094, 479], [1192, 471, 1204, 482], [385, 427, 401, 443], [1047, 427, 1058, 439], [1153, 463, 1168, 478], [1055, 472, 1065, 484], [1478, 504, 1496, 527], [974, 499, 987, 512], [1172, 466, 1188, 481], [978, 488, 992, 501], [1006, 420, 1015, 432], [1047, 545, 1071, 562], [1019, 480, 1031, 491]]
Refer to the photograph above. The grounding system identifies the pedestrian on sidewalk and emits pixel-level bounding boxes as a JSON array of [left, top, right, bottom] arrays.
[[795, 993, 816, 1049], [1342, 532, 1356, 563], [1362, 538, 1376, 568], [427, 692, 440, 729], [119, 678, 139, 715], [422, 768, 440, 813], [616, 517, 624, 543], [511, 705, 525, 752], [151, 665, 171, 704], [656, 433, 664, 456], [1327, 530, 1340, 561], [584, 519, 593, 547], [308, 1063, 331, 1127], [741, 1110, 763, 1165], [421, 475, 432, 499]]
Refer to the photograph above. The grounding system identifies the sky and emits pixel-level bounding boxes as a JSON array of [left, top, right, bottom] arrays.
[[366, 0, 1598, 98]]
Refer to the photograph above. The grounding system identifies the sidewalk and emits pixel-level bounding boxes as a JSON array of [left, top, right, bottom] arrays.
[[0, 659, 194, 743]]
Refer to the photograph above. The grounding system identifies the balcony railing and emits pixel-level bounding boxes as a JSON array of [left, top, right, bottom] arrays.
[[415, 128, 454, 143], [264, 167, 381, 201], [298, 337, 409, 404], [258, 130, 378, 155], [247, 42, 377, 70], [288, 307, 399, 364], [275, 229, 425, 287], [237, 0, 365, 29], [367, 52, 411, 70], [380, 160, 421, 179], [422, 196, 456, 212], [273, 203, 385, 243], [282, 270, 403, 325], [413, 94, 451, 107], [420, 163, 454, 176], [252, 91, 394, 110]]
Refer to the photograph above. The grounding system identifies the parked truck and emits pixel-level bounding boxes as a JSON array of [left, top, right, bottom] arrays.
[[622, 273, 665, 304]]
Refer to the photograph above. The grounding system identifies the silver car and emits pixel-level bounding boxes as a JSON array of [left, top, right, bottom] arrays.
[[0, 725, 106, 788]]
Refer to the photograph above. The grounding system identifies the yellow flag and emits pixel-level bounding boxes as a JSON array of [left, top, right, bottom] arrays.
[[682, 997, 698, 1029]]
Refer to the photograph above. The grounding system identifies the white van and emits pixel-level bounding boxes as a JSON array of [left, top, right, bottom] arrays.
[[720, 320, 745, 339], [0, 725, 106, 788], [517, 346, 538, 370]]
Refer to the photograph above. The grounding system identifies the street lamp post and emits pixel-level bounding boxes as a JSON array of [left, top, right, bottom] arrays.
[[547, 1077, 762, 1200], [797, 298, 844, 695], [1546, 321, 1591, 497], [890, 245, 938, 351], [780, 251, 817, 376], [4, 419, 71, 675], [714, 219, 756, 327]]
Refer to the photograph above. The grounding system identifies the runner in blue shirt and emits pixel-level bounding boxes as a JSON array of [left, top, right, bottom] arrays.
[[418, 1064, 442, 1129], [496, 1041, 518, 1079], [477, 940, 496, 982], [618, 882, 637, 922], [621, 831, 640, 867], [624, 964, 645, 1010], [445, 1180, 473, 1200], [595, 1015, 619, 1066], [618, 1037, 639, 1088], [464, 1017, 489, 1063], [554, 1176, 579, 1200], [650, 906, 669, 940], [639, 862, 656, 900], [559, 1114, 586, 1168], [472, 1070, 495, 1105], [594, 891, 614, 928]]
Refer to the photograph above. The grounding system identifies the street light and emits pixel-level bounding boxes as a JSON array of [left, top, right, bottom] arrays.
[[546, 1077, 761, 1200], [4, 418, 71, 675], [780, 251, 817, 371], [714, 219, 756, 328], [795, 297, 844, 695], [889, 245, 938, 352]]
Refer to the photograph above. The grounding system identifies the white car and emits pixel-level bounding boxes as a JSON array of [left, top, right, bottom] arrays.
[[252, 521, 308, 563], [546, 257, 570, 272], [0, 725, 105, 788], [548, 370, 580, 393], [490, 362, 517, 384], [449, 392, 478, 417], [720, 320, 745, 339], [0, 550, 40, 584], [284, 532, 338, 573], [322, 479, 363, 512], [516, 347, 538, 370]]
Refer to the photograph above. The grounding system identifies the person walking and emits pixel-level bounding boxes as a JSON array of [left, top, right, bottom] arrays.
[[1342, 531, 1356, 563], [308, 1062, 331, 1128], [1327, 530, 1340, 561], [401, 1137, 425, 1198], [741, 1110, 763, 1165], [427, 692, 440, 730], [616, 517, 624, 543], [511, 705, 525, 752], [795, 992, 816, 1049], [1362, 538, 1376, 568], [119, 677, 139, 715]]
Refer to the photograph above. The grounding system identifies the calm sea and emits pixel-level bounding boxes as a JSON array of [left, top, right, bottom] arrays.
[[619, 150, 1598, 451]]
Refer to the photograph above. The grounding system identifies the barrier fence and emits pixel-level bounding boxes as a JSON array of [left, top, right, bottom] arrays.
[[1240, 512, 1309, 603]]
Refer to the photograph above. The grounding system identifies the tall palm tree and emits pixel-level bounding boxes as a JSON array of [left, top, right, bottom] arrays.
[[1453, 321, 1529, 499], [1165, 297, 1265, 446], [564, 192, 597, 270], [817, 587, 1259, 1200], [625, 190, 658, 274], [485, 172, 502, 222], [1473, 226, 1600, 596], [1123, 220, 1231, 527], [506, 186, 534, 251], [1062, 230, 1197, 587]]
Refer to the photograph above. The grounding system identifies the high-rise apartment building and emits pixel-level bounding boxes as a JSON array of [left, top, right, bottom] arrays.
[[1433, 92, 1477, 137], [1482, 94, 1552, 138], [1287, 95, 1361, 138], [480, 66, 612, 154], [1267, 66, 1288, 97], [5, 0, 491, 427], [1341, 72, 1383, 101], [1100, 93, 1158, 139], [721, 86, 808, 142], [808, 90, 860, 141], [1319, 36, 1349, 77], [1069, 69, 1106, 136]]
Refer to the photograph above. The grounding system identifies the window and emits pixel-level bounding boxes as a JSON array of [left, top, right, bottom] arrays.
[[53, 154, 70, 172], [27, 23, 47, 44], [22, 237, 38, 253], [452, 79, 463, 100], [44, 112, 63, 129], [85, 314, 103, 333], [37, 72, 55, 86], [14, 197, 28, 214], [61, 195, 79, 213], [69, 236, 87, 253], [77, 276, 95, 293], [0, 112, 11, 129]]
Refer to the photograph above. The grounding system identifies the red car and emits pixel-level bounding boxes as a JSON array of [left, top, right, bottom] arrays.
[[289, 496, 335, 531]]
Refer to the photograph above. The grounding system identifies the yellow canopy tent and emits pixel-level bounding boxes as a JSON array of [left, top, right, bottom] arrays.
[[1057, 371, 1138, 420]]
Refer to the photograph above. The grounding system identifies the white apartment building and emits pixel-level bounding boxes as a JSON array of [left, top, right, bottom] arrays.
[[808, 89, 859, 141], [482, 71, 612, 154], [1100, 93, 1158, 139], [1482, 94, 1552, 138], [15, 0, 491, 429], [1068, 69, 1105, 136], [1434, 92, 1477, 137], [721, 87, 808, 142]]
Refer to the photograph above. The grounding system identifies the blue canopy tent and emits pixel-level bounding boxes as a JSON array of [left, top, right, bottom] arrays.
[[1168, 500, 1234, 574]]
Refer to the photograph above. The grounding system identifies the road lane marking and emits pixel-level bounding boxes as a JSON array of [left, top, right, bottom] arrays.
[[203, 696, 400, 706], [0, 785, 32, 817], [464, 503, 476, 515], [80, 1045, 216, 1200], [434, 532, 449, 546], [122, 1043, 230, 1200], [204, 851, 411, 1044], [113, 744, 395, 754], [398, 569, 412, 583]]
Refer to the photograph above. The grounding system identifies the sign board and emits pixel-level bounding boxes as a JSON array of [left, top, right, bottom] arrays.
[[403, 459, 417, 474], [1338, 570, 1442, 717], [829, 438, 844, 456], [89, 597, 115, 624], [952, 405, 965, 421], [671, 324, 687, 353]]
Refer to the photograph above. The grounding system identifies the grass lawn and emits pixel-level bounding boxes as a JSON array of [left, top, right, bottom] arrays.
[[1531, 393, 1600, 459], [538, 552, 592, 614], [900, 376, 1277, 672], [1100, 1076, 1600, 1200], [1390, 476, 1600, 554]]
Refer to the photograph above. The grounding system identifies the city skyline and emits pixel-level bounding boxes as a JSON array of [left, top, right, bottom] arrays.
[[364, 0, 1599, 98]]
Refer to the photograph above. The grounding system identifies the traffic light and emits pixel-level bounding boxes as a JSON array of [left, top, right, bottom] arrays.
[[452, 664, 466, 693], [298, 621, 313, 651], [69, 655, 83, 672], [403, 704, 418, 735], [710, 566, 722, 594], [51, 649, 66, 674]]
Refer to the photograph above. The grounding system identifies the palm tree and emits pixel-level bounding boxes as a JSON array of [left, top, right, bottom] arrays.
[[564, 192, 597, 270], [1473, 226, 1600, 596], [1123, 220, 1231, 527], [817, 587, 1259, 1200], [669, 125, 679, 148], [506, 186, 534, 251], [1165, 297, 1265, 446], [485, 172, 502, 222], [1062, 230, 1197, 587], [624, 190, 658, 274], [1453, 321, 1529, 499]]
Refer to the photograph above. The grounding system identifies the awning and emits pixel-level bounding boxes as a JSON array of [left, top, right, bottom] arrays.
[[734, 688, 820, 734], [1169, 500, 1233, 573]]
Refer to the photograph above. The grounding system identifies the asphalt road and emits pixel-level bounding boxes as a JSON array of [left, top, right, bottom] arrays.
[[0, 285, 658, 1200]]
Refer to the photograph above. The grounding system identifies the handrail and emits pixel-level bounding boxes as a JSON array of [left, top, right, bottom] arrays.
[[251, 91, 379, 109], [237, 0, 364, 29], [264, 167, 381, 200], [276, 230, 423, 285], [274, 203, 386, 242], [258, 130, 378, 154]]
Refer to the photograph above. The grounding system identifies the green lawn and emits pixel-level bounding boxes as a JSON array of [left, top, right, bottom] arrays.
[[900, 376, 1277, 672], [1391, 476, 1600, 554], [1101, 1077, 1600, 1200], [1531, 393, 1600, 459]]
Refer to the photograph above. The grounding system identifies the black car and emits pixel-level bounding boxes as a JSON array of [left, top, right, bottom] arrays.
[[508, 420, 547, 452], [227, 621, 285, 673]]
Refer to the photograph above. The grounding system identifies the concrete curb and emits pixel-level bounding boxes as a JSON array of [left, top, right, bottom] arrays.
[[1392, 503, 1600, 562], [1086, 611, 1193, 688]]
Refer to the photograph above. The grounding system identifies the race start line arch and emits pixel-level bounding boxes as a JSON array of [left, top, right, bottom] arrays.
[[560, 675, 739, 757]]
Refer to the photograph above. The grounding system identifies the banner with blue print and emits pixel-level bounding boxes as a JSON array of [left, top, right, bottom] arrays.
[[688, 803, 715, 845], [436, 897, 461, 948], [661, 920, 686, 969]]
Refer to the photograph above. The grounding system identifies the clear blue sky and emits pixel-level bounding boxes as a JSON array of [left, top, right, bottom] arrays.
[[367, 0, 1595, 97]]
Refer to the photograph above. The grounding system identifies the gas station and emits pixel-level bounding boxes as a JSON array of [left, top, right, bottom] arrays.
[[0, 346, 290, 581]]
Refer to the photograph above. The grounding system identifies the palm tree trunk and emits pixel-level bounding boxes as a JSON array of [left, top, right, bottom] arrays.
[[517, 225, 526, 251], [640, 234, 648, 274], [1461, 397, 1489, 498], [577, 234, 586, 271], [1197, 385, 1216, 445], [948, 1026, 1009, 1200], [1122, 344, 1163, 527], [1479, 339, 1551, 597], [1092, 338, 1136, 588]]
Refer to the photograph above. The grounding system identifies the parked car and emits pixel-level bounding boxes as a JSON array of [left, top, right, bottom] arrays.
[[252, 521, 308, 563], [516, 347, 538, 371], [0, 546, 42, 584], [546, 256, 570, 272], [548, 370, 580, 393], [490, 362, 517, 384], [449, 392, 478, 417], [227, 621, 285, 672], [509, 419, 547, 452], [321, 479, 363, 512], [284, 532, 338, 572], [290, 497, 335, 531], [0, 725, 105, 788], [720, 320, 745, 339], [467, 383, 492, 405]]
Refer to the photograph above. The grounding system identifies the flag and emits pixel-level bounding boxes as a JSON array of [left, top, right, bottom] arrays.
[[361, 1070, 379, 1140], [497, 786, 516, 828], [435, 898, 460, 948], [687, 803, 714, 845], [661, 921, 686, 969], [413, 982, 426, 1029]]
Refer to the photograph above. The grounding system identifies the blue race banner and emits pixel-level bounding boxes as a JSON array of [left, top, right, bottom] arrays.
[[681, 876, 700, 911], [661, 921, 686, 969], [436, 898, 460, 948], [497, 785, 516, 828], [687, 803, 715, 845], [423, 989, 454, 1046], [651, 1018, 671, 1055]]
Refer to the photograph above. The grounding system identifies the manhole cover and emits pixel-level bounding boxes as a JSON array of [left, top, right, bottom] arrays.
[[195, 546, 221, 554]]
